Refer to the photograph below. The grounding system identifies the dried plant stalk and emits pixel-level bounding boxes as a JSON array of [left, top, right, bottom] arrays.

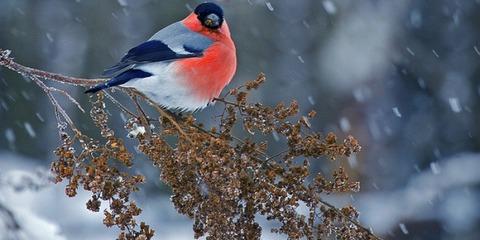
[[0, 49, 380, 240]]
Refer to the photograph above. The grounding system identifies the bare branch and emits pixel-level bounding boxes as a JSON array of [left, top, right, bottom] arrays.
[[30, 75, 79, 132], [103, 91, 138, 118], [48, 86, 86, 113], [0, 49, 104, 86]]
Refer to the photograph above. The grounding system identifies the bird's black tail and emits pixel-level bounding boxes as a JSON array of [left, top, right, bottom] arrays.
[[84, 69, 153, 94], [84, 83, 108, 94]]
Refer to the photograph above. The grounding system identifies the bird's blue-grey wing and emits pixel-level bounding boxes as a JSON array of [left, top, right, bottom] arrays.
[[102, 22, 213, 77]]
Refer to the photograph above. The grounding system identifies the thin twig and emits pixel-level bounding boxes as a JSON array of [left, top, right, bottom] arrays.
[[318, 199, 381, 240], [213, 97, 241, 107], [30, 75, 79, 132], [267, 149, 289, 161], [125, 89, 192, 142], [129, 94, 152, 139], [48, 86, 86, 113], [104, 91, 138, 118], [0, 49, 104, 86], [104, 90, 159, 124], [213, 97, 292, 162]]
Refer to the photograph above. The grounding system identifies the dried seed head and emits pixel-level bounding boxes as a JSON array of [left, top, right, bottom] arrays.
[[45, 74, 372, 240]]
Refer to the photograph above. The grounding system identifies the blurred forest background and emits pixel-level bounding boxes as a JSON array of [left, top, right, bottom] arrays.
[[1, 0, 480, 239]]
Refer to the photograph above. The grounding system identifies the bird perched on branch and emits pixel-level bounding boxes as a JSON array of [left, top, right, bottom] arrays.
[[85, 2, 236, 111]]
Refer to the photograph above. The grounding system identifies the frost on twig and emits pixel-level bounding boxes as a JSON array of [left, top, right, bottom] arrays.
[[0, 48, 104, 86], [0, 49, 379, 240]]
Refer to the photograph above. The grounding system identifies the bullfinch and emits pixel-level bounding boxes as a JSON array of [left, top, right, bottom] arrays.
[[86, 2, 237, 111]]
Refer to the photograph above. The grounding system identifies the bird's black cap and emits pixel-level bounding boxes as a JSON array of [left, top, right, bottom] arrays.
[[194, 2, 224, 29]]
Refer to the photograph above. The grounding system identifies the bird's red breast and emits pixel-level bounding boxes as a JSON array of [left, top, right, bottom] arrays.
[[177, 13, 237, 101]]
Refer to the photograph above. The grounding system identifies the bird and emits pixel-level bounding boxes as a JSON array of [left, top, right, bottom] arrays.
[[85, 2, 236, 111]]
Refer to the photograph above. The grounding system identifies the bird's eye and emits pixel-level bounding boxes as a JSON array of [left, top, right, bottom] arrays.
[[203, 13, 220, 29], [205, 19, 214, 26]]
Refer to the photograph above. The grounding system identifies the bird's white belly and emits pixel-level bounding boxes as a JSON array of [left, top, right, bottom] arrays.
[[122, 62, 210, 111]]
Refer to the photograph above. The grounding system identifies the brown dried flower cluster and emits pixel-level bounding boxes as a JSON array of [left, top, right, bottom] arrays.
[[51, 93, 153, 239], [0, 49, 379, 240]]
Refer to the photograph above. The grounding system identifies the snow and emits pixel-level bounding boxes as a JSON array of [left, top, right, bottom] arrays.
[[368, 119, 381, 140], [1, 169, 49, 191], [356, 153, 480, 234], [23, 122, 36, 138], [474, 46, 480, 56], [117, 0, 128, 7], [119, 112, 127, 122], [45, 33, 54, 43], [441, 191, 478, 231], [452, 10, 460, 25], [448, 97, 462, 113], [392, 107, 402, 118], [265, 1, 274, 11], [297, 55, 305, 63], [0, 154, 66, 240], [127, 123, 146, 138], [20, 91, 30, 100], [302, 20, 310, 29], [184, 3, 193, 12], [417, 78, 426, 89], [352, 87, 372, 102], [35, 113, 44, 122], [317, 1, 409, 93], [272, 131, 280, 142], [322, 0, 337, 15], [4, 129, 15, 146], [0, 151, 199, 240], [307, 96, 315, 105], [2, 1, 480, 239], [433, 148, 441, 159], [430, 162, 440, 175], [348, 154, 358, 168], [406, 47, 415, 56], [1, 49, 12, 58], [339, 117, 351, 132], [399, 223, 409, 235], [409, 9, 422, 28], [0, 100, 8, 111]]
